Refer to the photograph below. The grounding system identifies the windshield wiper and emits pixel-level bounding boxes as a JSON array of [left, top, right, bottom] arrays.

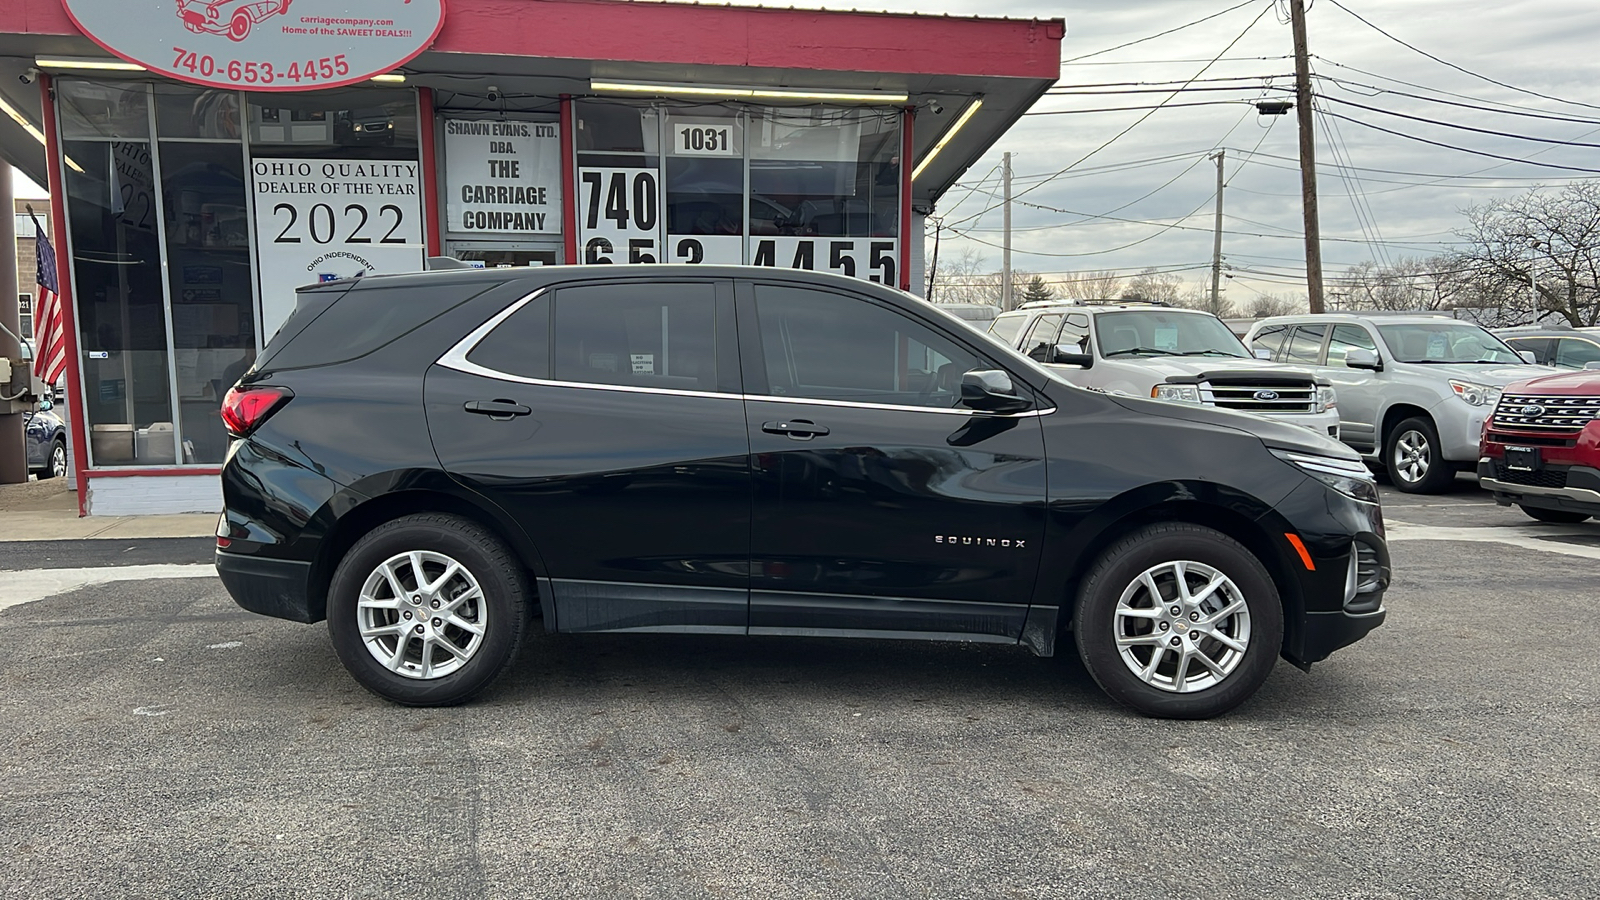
[[1105, 347, 1168, 357], [1172, 349, 1246, 357]]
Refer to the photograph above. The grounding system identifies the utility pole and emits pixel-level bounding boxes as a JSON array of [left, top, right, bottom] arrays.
[[1001, 151, 1013, 311], [1289, 0, 1326, 314], [1209, 150, 1225, 315]]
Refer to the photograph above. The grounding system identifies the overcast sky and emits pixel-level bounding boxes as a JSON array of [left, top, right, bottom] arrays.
[[800, 0, 1600, 303], [23, 0, 1600, 304]]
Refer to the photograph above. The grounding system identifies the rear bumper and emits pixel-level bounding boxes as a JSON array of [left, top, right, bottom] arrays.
[[216, 550, 320, 623]]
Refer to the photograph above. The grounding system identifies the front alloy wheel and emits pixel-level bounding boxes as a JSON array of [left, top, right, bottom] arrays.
[[1113, 560, 1251, 694], [1074, 523, 1283, 719], [1385, 416, 1454, 493]]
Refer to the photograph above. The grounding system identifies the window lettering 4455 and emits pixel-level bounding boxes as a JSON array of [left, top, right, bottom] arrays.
[[61, 0, 446, 91]]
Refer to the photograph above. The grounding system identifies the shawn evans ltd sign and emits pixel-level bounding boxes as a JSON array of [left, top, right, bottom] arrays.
[[60, 0, 446, 91]]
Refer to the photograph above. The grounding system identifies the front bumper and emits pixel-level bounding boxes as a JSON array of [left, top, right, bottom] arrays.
[[1437, 401, 1491, 463], [217, 550, 319, 623], [1262, 407, 1341, 439], [1477, 461, 1600, 517]]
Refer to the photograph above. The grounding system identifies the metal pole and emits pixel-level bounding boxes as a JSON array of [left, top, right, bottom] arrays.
[[1290, 0, 1326, 314], [1210, 150, 1225, 315], [1001, 151, 1012, 311], [0, 163, 25, 484]]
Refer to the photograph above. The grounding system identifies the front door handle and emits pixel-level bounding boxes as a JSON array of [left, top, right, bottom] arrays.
[[464, 399, 531, 419], [762, 419, 830, 440]]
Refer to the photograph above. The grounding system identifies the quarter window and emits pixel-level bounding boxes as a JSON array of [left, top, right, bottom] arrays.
[[988, 314, 1026, 346], [467, 294, 551, 379], [552, 283, 719, 390], [753, 285, 985, 408], [1250, 324, 1289, 360]]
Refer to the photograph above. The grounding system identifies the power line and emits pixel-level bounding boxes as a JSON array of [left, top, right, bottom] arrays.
[[951, 0, 1278, 228], [1320, 110, 1600, 174], [1316, 93, 1600, 149], [1324, 0, 1600, 114], [1024, 100, 1255, 116], [1317, 74, 1600, 128], [1061, 0, 1267, 64]]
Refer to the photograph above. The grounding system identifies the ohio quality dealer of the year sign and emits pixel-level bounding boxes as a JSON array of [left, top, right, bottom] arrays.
[[60, 0, 446, 91]]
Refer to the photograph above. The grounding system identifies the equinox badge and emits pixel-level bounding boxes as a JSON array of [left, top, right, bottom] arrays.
[[936, 535, 1027, 548]]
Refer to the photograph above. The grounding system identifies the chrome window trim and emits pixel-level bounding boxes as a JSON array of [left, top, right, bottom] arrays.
[[436, 286, 1056, 418]]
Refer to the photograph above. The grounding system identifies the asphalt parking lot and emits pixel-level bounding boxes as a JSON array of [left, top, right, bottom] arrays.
[[2, 478, 1597, 899]]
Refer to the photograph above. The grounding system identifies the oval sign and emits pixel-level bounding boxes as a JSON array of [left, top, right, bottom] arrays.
[[61, 0, 446, 92]]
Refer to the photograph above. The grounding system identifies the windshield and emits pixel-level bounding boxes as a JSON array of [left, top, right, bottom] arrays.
[[1093, 310, 1250, 358], [1375, 322, 1522, 364]]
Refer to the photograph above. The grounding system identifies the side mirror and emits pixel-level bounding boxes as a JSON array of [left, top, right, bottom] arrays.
[[1585, 361, 1600, 370], [960, 369, 1032, 413], [1345, 348, 1382, 371], [1050, 348, 1093, 367], [1253, 347, 1272, 360], [1518, 350, 1538, 365]]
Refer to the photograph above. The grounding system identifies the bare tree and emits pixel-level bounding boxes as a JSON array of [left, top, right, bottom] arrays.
[[1058, 269, 1124, 302], [1172, 285, 1234, 318], [926, 248, 1000, 306], [1120, 267, 1185, 305], [1450, 183, 1600, 327], [1241, 292, 1304, 318]]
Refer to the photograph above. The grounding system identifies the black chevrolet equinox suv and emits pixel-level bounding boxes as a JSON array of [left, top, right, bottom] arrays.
[[216, 266, 1389, 718]]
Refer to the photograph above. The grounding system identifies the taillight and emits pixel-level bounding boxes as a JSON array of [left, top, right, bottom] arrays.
[[221, 386, 293, 437]]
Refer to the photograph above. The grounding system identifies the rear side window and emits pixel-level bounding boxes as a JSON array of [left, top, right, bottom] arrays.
[[553, 282, 719, 391], [1557, 338, 1600, 368], [1283, 325, 1327, 364], [988, 313, 1026, 346], [262, 280, 505, 371]]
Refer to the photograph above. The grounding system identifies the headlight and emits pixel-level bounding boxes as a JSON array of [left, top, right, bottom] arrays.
[[1314, 385, 1337, 414], [1152, 384, 1202, 404], [1449, 379, 1501, 407], [1272, 449, 1379, 503]]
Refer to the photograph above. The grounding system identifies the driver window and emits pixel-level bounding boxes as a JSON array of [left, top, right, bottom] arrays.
[[1022, 314, 1064, 362], [753, 284, 987, 408], [1326, 325, 1376, 366], [1059, 314, 1091, 355]]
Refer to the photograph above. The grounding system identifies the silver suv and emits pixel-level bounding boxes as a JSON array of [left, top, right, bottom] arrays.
[[1245, 314, 1555, 493], [990, 303, 1341, 437]]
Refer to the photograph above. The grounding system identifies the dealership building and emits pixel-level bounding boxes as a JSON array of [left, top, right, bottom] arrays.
[[0, 0, 1061, 514]]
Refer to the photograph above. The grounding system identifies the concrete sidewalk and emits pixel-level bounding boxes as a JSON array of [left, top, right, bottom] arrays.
[[0, 479, 215, 542]]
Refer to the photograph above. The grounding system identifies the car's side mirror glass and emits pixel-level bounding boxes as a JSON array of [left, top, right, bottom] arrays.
[[1345, 348, 1381, 370], [1253, 347, 1272, 360], [1585, 360, 1600, 370], [1518, 350, 1538, 365], [960, 369, 1032, 413]]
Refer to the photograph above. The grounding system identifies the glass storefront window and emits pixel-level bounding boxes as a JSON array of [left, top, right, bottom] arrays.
[[58, 80, 149, 140], [573, 100, 901, 273], [63, 137, 174, 465], [246, 88, 418, 158]]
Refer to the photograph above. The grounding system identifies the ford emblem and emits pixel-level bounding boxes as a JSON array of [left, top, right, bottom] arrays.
[[1253, 389, 1281, 402], [1518, 404, 1545, 416]]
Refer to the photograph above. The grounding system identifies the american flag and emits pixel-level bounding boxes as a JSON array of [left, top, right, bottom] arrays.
[[30, 213, 67, 386]]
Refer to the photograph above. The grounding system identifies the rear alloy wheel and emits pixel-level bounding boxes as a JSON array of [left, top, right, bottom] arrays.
[[328, 513, 529, 706], [1519, 505, 1591, 524], [43, 441, 66, 479], [1074, 523, 1283, 719], [1385, 416, 1455, 494]]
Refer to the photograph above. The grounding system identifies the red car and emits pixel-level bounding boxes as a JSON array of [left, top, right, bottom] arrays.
[[1479, 367, 1600, 523]]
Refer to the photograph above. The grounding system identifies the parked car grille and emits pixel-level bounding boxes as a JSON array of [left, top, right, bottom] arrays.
[[1490, 394, 1600, 434], [1491, 463, 1569, 489], [1201, 379, 1317, 413]]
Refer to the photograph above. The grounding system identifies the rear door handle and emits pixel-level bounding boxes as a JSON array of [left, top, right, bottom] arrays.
[[464, 399, 531, 419], [762, 419, 830, 439]]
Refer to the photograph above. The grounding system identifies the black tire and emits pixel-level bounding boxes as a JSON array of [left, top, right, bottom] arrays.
[[1073, 523, 1284, 720], [1384, 416, 1455, 494], [1519, 505, 1591, 524], [40, 440, 67, 480], [327, 513, 529, 706]]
